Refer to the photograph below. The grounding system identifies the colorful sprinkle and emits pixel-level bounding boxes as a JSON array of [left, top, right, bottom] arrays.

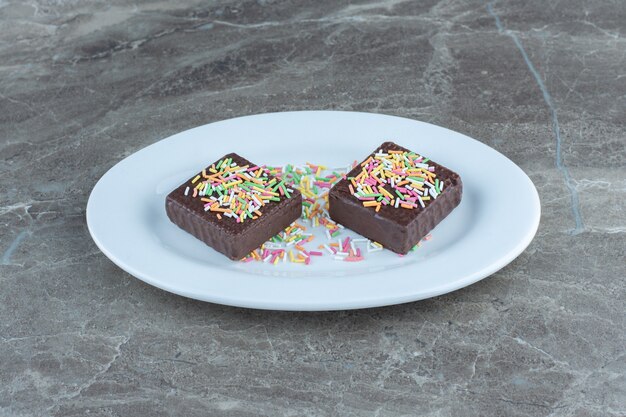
[[237, 160, 432, 266], [348, 149, 442, 211], [184, 158, 293, 223]]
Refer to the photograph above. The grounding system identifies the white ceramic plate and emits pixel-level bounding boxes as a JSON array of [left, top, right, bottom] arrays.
[[87, 111, 540, 311]]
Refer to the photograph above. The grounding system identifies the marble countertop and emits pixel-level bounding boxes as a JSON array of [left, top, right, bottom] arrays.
[[1, 1, 624, 416]]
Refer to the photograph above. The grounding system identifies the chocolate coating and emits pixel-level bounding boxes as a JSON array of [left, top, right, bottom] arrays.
[[166, 153, 302, 260], [329, 142, 462, 254]]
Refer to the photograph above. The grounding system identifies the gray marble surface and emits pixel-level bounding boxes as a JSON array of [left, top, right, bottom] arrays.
[[1, 0, 625, 416]]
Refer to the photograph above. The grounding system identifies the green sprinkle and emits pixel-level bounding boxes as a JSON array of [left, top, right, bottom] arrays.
[[395, 190, 404, 200], [271, 180, 283, 191]]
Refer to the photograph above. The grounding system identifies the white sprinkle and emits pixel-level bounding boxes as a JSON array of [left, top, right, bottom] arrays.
[[334, 256, 346, 260], [324, 245, 334, 255], [263, 254, 272, 263], [350, 242, 357, 253], [395, 198, 400, 208], [336, 223, 345, 229], [325, 229, 332, 240], [184, 186, 190, 196], [204, 206, 210, 211], [417, 196, 425, 208], [286, 240, 295, 247], [439, 182, 444, 192], [429, 188, 438, 199]]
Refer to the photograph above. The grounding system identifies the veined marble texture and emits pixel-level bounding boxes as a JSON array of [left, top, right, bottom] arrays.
[[0, 0, 624, 416]]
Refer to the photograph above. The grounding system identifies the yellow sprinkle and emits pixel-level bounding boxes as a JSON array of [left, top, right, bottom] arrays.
[[363, 201, 379, 207], [191, 175, 201, 183], [379, 187, 393, 199], [223, 180, 242, 189]]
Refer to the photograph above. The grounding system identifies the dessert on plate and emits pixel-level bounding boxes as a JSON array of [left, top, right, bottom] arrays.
[[166, 153, 302, 260], [329, 141, 462, 254]]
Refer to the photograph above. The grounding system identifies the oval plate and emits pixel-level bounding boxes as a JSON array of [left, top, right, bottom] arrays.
[[87, 111, 540, 311]]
